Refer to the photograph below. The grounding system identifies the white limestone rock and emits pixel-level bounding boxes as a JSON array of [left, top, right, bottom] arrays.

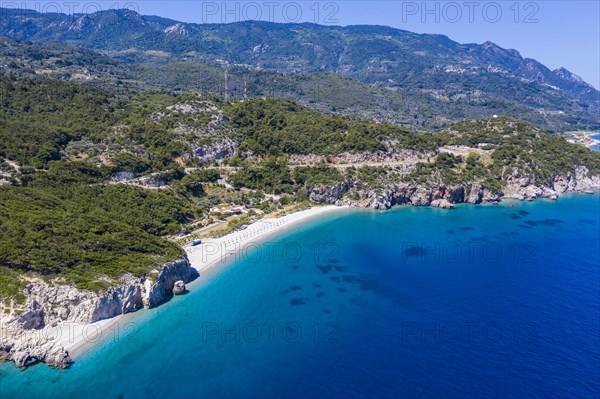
[[173, 281, 186, 295], [431, 199, 455, 209], [0, 257, 196, 369]]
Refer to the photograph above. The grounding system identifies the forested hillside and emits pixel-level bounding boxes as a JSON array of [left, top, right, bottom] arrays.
[[0, 33, 600, 302], [1, 8, 599, 132]]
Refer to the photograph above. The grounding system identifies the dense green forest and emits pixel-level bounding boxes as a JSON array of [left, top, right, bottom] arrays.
[[226, 98, 443, 155], [0, 77, 112, 167], [1, 72, 599, 303], [3, 35, 599, 133], [0, 186, 185, 294]]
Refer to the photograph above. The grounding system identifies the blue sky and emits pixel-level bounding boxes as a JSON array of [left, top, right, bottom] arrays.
[[16, 1, 600, 88]]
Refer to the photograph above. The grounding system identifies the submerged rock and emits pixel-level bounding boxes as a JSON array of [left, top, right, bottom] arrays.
[[431, 199, 455, 209]]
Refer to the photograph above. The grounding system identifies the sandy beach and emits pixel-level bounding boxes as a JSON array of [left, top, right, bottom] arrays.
[[51, 315, 127, 358], [53, 205, 347, 359], [186, 205, 347, 279]]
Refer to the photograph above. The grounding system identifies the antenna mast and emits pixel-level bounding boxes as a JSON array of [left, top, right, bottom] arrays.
[[224, 66, 229, 102]]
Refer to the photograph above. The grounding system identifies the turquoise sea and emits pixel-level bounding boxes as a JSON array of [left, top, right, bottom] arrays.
[[1, 194, 599, 398], [590, 134, 600, 151]]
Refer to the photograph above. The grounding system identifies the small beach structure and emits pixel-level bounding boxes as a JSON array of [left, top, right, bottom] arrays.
[[211, 204, 245, 217]]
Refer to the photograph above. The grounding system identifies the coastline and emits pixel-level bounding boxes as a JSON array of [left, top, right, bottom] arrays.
[[58, 205, 348, 360], [564, 132, 600, 149], [54, 314, 127, 358], [6, 186, 599, 368], [186, 205, 349, 282], [3, 191, 598, 398]]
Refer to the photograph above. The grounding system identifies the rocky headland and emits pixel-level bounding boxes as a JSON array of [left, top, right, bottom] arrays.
[[307, 165, 600, 209], [0, 258, 196, 369]]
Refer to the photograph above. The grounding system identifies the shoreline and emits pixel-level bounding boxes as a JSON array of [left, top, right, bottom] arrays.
[[8, 190, 598, 368], [58, 205, 348, 360], [186, 205, 348, 284], [585, 133, 600, 148], [53, 314, 127, 358], [564, 132, 600, 149]]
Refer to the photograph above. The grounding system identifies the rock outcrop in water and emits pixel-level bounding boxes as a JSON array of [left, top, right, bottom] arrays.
[[173, 281, 186, 295], [0, 258, 196, 369]]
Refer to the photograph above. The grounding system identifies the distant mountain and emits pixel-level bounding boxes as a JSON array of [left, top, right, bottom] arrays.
[[1, 8, 598, 132]]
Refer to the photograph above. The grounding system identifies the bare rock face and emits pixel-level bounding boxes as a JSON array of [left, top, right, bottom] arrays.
[[338, 184, 486, 210], [309, 183, 348, 204], [444, 186, 465, 203], [561, 166, 600, 192], [505, 166, 599, 200], [482, 189, 503, 203], [173, 281, 186, 295], [1, 257, 196, 369], [192, 138, 237, 165], [431, 186, 445, 201], [307, 166, 597, 211], [506, 181, 557, 201], [90, 280, 144, 322], [552, 173, 576, 193], [144, 259, 195, 308], [359, 190, 394, 209], [17, 300, 45, 330], [409, 187, 432, 206], [465, 184, 484, 204], [0, 329, 73, 369]]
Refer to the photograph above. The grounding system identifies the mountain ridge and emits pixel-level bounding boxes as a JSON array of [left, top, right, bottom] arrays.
[[1, 7, 598, 132], [1, 7, 594, 89]]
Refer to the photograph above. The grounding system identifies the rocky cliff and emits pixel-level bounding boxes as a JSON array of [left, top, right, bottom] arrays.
[[0, 258, 196, 369], [307, 166, 600, 210]]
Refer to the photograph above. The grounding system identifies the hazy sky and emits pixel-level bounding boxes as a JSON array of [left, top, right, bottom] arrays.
[[15, 1, 600, 88]]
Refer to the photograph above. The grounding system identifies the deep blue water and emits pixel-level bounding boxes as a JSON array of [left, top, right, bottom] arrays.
[[1, 195, 599, 399]]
